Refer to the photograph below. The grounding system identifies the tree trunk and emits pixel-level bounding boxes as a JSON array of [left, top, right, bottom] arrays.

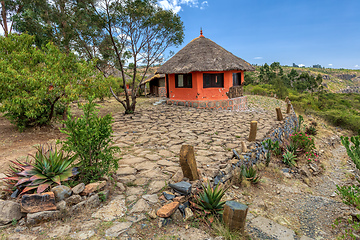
[[1, 1, 8, 37]]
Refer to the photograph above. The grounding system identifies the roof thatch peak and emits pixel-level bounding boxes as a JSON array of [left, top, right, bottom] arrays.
[[156, 36, 255, 74]]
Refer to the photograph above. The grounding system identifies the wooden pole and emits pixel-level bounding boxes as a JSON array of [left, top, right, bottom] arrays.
[[286, 103, 291, 114], [223, 201, 248, 234], [276, 107, 283, 121], [248, 121, 257, 142]]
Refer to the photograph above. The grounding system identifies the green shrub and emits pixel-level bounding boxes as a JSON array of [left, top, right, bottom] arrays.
[[0, 34, 102, 131], [240, 165, 261, 183], [336, 185, 360, 209], [192, 181, 228, 217], [4, 145, 78, 194], [289, 131, 315, 154], [341, 136, 360, 171], [60, 97, 119, 183], [262, 139, 280, 167], [282, 150, 297, 167]]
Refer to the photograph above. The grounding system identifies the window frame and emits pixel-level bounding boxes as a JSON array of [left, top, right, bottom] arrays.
[[203, 73, 224, 88], [175, 74, 192, 88], [233, 72, 242, 86]]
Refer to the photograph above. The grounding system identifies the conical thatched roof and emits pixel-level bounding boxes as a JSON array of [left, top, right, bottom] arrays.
[[156, 36, 255, 74]]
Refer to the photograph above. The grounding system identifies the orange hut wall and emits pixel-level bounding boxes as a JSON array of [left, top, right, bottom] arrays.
[[167, 70, 244, 101]]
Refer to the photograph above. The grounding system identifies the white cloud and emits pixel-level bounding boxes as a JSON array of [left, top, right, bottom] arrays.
[[298, 64, 305, 67], [253, 57, 263, 59], [355, 65, 359, 68], [158, 0, 207, 13], [328, 64, 333, 66], [200, 1, 208, 10]]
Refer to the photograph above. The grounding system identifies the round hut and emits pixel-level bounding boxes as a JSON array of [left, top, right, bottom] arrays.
[[156, 31, 255, 110]]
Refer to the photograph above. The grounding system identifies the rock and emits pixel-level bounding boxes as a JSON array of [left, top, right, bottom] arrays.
[[163, 191, 175, 200], [173, 196, 186, 203], [126, 213, 146, 223], [148, 180, 166, 194], [27, 211, 60, 225], [80, 220, 100, 231], [171, 170, 184, 183], [250, 216, 296, 239], [70, 230, 95, 240], [92, 195, 126, 221], [149, 209, 157, 219], [56, 200, 66, 211], [158, 217, 172, 228], [72, 183, 85, 195], [179, 145, 200, 180], [65, 195, 82, 206], [51, 185, 72, 202], [48, 225, 71, 238], [169, 181, 192, 195], [20, 192, 57, 213], [116, 182, 126, 191], [184, 207, 194, 221], [223, 201, 248, 234], [81, 181, 106, 195], [116, 167, 136, 176], [105, 222, 132, 238], [126, 187, 144, 196], [171, 209, 183, 222], [7, 234, 37, 240], [129, 198, 150, 214], [0, 186, 7, 200], [71, 194, 100, 213], [0, 200, 24, 225], [142, 194, 159, 204], [156, 201, 180, 218]]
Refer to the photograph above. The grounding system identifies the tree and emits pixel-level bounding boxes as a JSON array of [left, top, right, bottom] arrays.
[[0, 34, 103, 131], [91, 0, 184, 113], [0, 0, 25, 37]]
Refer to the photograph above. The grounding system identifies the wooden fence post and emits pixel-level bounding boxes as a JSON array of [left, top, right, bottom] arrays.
[[276, 107, 283, 121], [223, 201, 248, 234], [248, 121, 257, 142]]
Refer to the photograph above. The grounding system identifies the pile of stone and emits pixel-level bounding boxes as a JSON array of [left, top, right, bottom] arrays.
[[0, 181, 108, 226]]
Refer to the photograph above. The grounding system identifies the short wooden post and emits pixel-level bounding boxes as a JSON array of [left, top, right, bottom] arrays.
[[276, 107, 283, 121], [285, 96, 290, 104], [179, 145, 199, 181], [248, 121, 257, 142], [286, 103, 291, 114], [241, 141, 247, 153], [223, 201, 248, 234]]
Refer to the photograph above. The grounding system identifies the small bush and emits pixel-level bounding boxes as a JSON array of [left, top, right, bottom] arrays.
[[289, 131, 315, 154], [262, 139, 280, 167], [240, 165, 261, 184], [336, 185, 360, 210], [60, 97, 119, 183], [282, 151, 297, 167], [341, 136, 360, 170], [4, 145, 78, 195]]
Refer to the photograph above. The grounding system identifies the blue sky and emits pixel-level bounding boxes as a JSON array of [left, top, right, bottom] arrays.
[[158, 0, 360, 69]]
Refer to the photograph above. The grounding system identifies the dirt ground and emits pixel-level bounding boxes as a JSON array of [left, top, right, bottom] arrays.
[[0, 96, 357, 239]]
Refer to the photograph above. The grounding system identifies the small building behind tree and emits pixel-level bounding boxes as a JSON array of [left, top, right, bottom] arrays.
[[156, 31, 255, 110]]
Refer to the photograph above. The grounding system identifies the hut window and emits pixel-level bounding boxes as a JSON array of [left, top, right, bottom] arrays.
[[233, 72, 242, 86], [175, 74, 192, 88], [203, 73, 224, 88]]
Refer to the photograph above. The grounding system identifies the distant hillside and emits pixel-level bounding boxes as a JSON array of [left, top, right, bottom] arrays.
[[252, 66, 360, 93]]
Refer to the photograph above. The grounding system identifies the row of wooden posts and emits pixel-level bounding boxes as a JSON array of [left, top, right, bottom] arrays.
[[249, 102, 292, 142]]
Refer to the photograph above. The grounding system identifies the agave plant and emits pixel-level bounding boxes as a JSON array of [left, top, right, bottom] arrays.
[[5, 145, 78, 195], [193, 181, 228, 216], [240, 165, 261, 184], [282, 150, 297, 167]]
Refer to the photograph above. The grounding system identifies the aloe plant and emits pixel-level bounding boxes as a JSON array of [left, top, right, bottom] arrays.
[[240, 165, 261, 184], [5, 145, 78, 195], [282, 150, 297, 167], [193, 181, 228, 216], [262, 139, 280, 167]]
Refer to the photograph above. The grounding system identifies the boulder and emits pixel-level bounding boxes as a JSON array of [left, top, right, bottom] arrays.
[[81, 181, 106, 196], [21, 192, 57, 213], [27, 211, 60, 225], [65, 195, 82, 206], [72, 183, 85, 195], [156, 201, 180, 218], [51, 185, 72, 202], [0, 200, 24, 225]]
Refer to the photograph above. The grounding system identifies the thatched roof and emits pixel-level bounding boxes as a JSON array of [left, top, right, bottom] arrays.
[[141, 73, 165, 85], [156, 36, 255, 74]]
